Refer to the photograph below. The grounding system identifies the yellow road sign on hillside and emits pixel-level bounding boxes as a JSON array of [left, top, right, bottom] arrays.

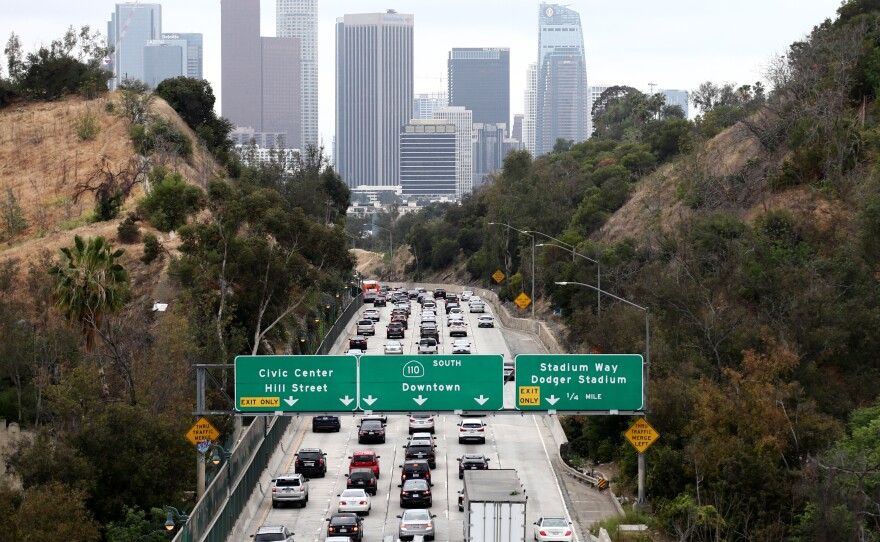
[[624, 417, 659, 453], [492, 270, 506, 283], [185, 417, 220, 447], [515, 292, 531, 309]]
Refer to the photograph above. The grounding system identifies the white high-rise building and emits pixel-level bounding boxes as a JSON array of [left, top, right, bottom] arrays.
[[523, 63, 537, 156], [433, 106, 473, 198], [588, 85, 610, 138], [336, 12, 414, 188], [108, 3, 162, 89], [277, 0, 318, 149], [413, 92, 448, 120], [660, 89, 690, 118]]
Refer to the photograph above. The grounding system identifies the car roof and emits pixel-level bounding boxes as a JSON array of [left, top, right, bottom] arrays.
[[349, 468, 375, 476], [411, 432, 433, 438], [257, 525, 288, 534], [299, 447, 323, 453], [275, 473, 303, 480], [352, 450, 376, 456], [461, 454, 487, 460], [462, 418, 484, 423], [404, 459, 430, 466], [403, 478, 429, 487]]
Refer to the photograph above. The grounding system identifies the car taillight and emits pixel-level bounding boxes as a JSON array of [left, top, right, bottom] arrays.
[[272, 487, 277, 493], [424, 490, 431, 495], [410, 417, 416, 422], [329, 527, 337, 533], [359, 501, 367, 505], [353, 527, 359, 532], [401, 491, 409, 495], [319, 459, 324, 465], [564, 531, 572, 536], [295, 459, 301, 465], [539, 531, 548, 537], [477, 427, 485, 432]]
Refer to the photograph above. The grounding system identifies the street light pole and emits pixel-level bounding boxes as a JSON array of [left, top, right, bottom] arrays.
[[555, 281, 650, 511], [528, 230, 601, 317], [488, 222, 535, 318]]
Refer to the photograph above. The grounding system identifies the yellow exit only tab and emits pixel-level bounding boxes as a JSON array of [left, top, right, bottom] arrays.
[[239, 397, 281, 408], [518, 386, 540, 406]]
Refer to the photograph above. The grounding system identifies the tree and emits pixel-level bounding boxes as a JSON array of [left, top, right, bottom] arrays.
[[139, 166, 205, 231], [12, 481, 101, 542], [154, 76, 216, 129]]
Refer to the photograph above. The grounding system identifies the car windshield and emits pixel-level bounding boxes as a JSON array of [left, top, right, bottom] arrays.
[[404, 510, 431, 521], [361, 421, 382, 429], [408, 445, 433, 453], [255, 534, 287, 542], [332, 516, 357, 525], [353, 455, 374, 463], [299, 451, 322, 459], [275, 478, 300, 487], [463, 423, 482, 429], [542, 518, 568, 527], [341, 489, 365, 497], [404, 479, 429, 490], [349, 470, 373, 479]]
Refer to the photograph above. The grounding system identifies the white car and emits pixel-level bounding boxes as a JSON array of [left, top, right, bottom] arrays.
[[477, 315, 495, 328], [448, 306, 463, 317], [468, 295, 481, 304], [469, 301, 486, 313], [418, 338, 438, 354], [449, 322, 468, 337], [337, 488, 371, 515], [408, 432, 436, 447], [461, 290, 473, 301], [533, 517, 573, 542], [452, 339, 471, 354], [447, 315, 465, 327], [384, 340, 404, 355], [458, 418, 486, 444], [421, 312, 437, 323]]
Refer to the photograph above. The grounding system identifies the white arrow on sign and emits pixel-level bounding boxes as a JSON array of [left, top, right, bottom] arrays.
[[283, 397, 298, 406], [546, 395, 560, 405], [362, 395, 378, 406], [340, 396, 354, 406], [474, 395, 489, 405], [413, 395, 428, 406]]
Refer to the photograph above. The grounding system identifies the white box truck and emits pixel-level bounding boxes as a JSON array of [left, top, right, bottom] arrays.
[[462, 469, 527, 542]]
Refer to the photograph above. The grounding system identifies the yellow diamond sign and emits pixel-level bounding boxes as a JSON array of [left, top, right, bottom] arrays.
[[624, 417, 660, 453], [514, 292, 531, 309], [185, 417, 220, 447], [492, 269, 506, 283]]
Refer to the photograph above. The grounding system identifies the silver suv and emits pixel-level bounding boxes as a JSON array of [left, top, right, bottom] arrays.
[[357, 319, 376, 335], [271, 473, 309, 508], [253, 525, 295, 541], [417, 338, 438, 354]]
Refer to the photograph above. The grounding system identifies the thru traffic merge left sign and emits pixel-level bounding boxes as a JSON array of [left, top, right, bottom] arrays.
[[624, 417, 660, 453], [185, 417, 219, 447]]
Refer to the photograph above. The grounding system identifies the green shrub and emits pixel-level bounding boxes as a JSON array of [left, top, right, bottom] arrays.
[[117, 213, 140, 243], [130, 117, 192, 159], [138, 167, 204, 232], [141, 233, 161, 264], [75, 111, 100, 141]]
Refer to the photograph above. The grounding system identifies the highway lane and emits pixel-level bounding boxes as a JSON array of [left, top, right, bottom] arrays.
[[230, 289, 593, 542]]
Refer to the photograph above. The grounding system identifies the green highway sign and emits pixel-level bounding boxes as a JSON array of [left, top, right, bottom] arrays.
[[359, 355, 504, 411], [515, 354, 644, 412], [235, 355, 358, 412]]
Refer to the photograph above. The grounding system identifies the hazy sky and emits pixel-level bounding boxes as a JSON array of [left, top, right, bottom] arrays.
[[3, 0, 844, 147]]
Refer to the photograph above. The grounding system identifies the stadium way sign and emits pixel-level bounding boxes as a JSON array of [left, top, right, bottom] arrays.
[[515, 354, 643, 412]]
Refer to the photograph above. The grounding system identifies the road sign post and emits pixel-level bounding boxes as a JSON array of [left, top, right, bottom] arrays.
[[234, 355, 358, 412], [515, 354, 644, 412], [359, 355, 503, 411]]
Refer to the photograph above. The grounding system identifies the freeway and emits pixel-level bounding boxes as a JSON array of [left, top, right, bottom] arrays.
[[228, 287, 616, 542]]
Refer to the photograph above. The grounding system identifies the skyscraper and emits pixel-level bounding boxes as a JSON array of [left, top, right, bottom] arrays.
[[473, 122, 507, 189], [335, 12, 414, 188], [277, 0, 318, 148], [221, 0, 302, 149], [108, 3, 162, 88], [523, 62, 537, 156], [161, 33, 203, 79], [400, 120, 457, 197], [143, 41, 184, 88], [413, 92, 448, 120], [433, 106, 473, 197], [536, 4, 588, 156], [448, 48, 509, 128]]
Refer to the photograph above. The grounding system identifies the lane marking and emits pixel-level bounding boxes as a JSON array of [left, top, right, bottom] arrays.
[[256, 416, 311, 529], [534, 415, 580, 542]]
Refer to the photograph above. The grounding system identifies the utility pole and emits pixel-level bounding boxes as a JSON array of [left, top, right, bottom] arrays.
[[647, 81, 657, 95]]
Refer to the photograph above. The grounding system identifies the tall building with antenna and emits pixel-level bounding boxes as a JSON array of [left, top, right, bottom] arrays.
[[536, 4, 588, 156]]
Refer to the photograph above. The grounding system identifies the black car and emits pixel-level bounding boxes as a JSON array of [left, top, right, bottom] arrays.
[[358, 419, 386, 444], [387, 321, 405, 339], [403, 443, 437, 469], [295, 447, 327, 477], [312, 415, 340, 432], [326, 513, 364, 541], [433, 288, 446, 299], [373, 295, 387, 307], [349, 335, 368, 350], [445, 302, 460, 314], [346, 468, 378, 495], [458, 454, 490, 479], [400, 459, 432, 486], [399, 478, 432, 507], [446, 293, 459, 304], [420, 323, 439, 340]]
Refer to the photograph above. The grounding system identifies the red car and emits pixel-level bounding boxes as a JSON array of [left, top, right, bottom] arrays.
[[349, 450, 381, 477]]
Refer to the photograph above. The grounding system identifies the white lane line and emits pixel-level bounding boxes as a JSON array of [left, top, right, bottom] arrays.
[[533, 415, 580, 542]]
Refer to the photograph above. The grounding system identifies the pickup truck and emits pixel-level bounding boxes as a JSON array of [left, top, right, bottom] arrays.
[[418, 338, 438, 354]]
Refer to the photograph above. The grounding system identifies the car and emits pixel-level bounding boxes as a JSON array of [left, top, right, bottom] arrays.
[[295, 448, 327, 477], [504, 361, 515, 382], [363, 308, 381, 321], [468, 295, 481, 304], [403, 442, 437, 468], [420, 322, 439, 340], [400, 459, 432, 485], [447, 315, 465, 327], [391, 314, 409, 330], [408, 289, 420, 299], [469, 301, 486, 313], [373, 295, 386, 307], [533, 517, 574, 542], [478, 314, 495, 327], [452, 339, 471, 354], [387, 322, 405, 339], [409, 414, 435, 434], [458, 418, 486, 444], [433, 288, 446, 299], [337, 488, 371, 515], [349, 336, 368, 350], [397, 509, 437, 541], [326, 513, 363, 541], [356, 319, 375, 335], [458, 454, 490, 478], [461, 290, 473, 301], [345, 468, 377, 495], [361, 413, 388, 424], [394, 301, 412, 314], [326, 537, 352, 542], [408, 432, 436, 447], [417, 338, 438, 355], [399, 478, 433, 507], [384, 340, 404, 354], [420, 312, 437, 323], [449, 322, 468, 337], [358, 419, 386, 444], [349, 450, 381, 477], [271, 474, 309, 508], [446, 293, 459, 304], [422, 300, 437, 311], [253, 525, 295, 542], [313, 415, 340, 432], [446, 304, 462, 315], [346, 348, 364, 357], [457, 489, 464, 511]]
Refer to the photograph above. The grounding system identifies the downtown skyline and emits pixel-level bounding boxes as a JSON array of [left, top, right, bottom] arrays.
[[3, 0, 843, 154]]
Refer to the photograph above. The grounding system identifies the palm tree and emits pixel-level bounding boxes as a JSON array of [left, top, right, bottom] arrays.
[[48, 235, 129, 399]]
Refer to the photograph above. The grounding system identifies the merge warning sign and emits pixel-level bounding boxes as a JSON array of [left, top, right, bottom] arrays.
[[185, 417, 220, 446]]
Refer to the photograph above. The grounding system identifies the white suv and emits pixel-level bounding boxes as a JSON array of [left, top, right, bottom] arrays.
[[458, 418, 486, 444], [357, 319, 376, 335]]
